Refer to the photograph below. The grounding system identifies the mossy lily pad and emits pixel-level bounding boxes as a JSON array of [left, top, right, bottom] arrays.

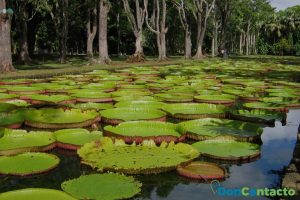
[[0, 188, 76, 200], [177, 161, 225, 180], [5, 99, 31, 107], [0, 152, 60, 176], [0, 93, 18, 102], [0, 103, 16, 113], [230, 109, 286, 124], [104, 121, 185, 144], [163, 103, 228, 120], [25, 108, 100, 129], [100, 108, 166, 125], [179, 118, 263, 142], [0, 129, 55, 155], [192, 139, 260, 160], [78, 137, 199, 174], [61, 173, 142, 200], [54, 129, 103, 150]]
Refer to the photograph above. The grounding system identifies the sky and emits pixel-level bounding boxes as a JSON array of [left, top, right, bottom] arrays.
[[269, 0, 300, 11]]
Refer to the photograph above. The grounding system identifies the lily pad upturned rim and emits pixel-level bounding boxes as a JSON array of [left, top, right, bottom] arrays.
[[61, 173, 142, 200], [177, 161, 226, 180], [0, 152, 60, 176], [0, 188, 76, 200], [25, 108, 101, 129], [100, 108, 167, 125], [104, 121, 185, 144], [54, 128, 103, 150], [0, 129, 56, 156], [179, 118, 263, 142]]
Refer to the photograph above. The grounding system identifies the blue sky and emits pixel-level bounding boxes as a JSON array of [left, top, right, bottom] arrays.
[[269, 0, 300, 11]]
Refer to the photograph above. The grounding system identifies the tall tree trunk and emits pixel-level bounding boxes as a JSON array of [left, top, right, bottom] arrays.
[[60, 0, 68, 64], [86, 6, 97, 60], [98, 0, 111, 64], [185, 30, 192, 59], [159, 33, 167, 60], [17, 3, 31, 64], [0, 1, 15, 72], [239, 32, 243, 55]]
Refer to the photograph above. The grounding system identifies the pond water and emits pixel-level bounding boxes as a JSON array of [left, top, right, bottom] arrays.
[[0, 109, 299, 200]]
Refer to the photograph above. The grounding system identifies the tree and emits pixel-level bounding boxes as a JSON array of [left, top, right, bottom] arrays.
[[192, 0, 215, 59], [122, 0, 146, 62], [0, 0, 15, 72], [173, 0, 193, 59], [86, 0, 98, 60], [144, 0, 168, 61], [98, 0, 111, 64], [43, 0, 69, 63]]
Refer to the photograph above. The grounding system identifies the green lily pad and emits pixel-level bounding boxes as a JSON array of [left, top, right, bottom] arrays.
[[115, 101, 164, 109], [179, 118, 263, 141], [154, 93, 194, 103], [243, 102, 287, 111], [0, 109, 25, 129], [54, 129, 103, 150], [71, 92, 112, 102], [25, 108, 100, 129], [0, 129, 55, 155], [22, 94, 74, 104], [0, 188, 76, 200], [0, 152, 60, 176], [104, 121, 184, 143], [162, 103, 228, 119], [100, 108, 166, 125], [0, 93, 18, 101], [61, 173, 142, 200], [78, 137, 199, 174], [192, 139, 260, 160], [194, 94, 235, 105], [230, 109, 286, 124], [0, 103, 16, 113], [67, 102, 114, 111]]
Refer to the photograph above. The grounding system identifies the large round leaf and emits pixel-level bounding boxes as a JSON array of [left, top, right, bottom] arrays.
[[78, 137, 199, 174], [115, 101, 164, 109], [104, 121, 184, 144], [0, 188, 75, 200], [100, 108, 166, 125], [192, 139, 260, 160], [0, 152, 60, 176], [54, 128, 103, 150], [25, 108, 100, 129], [180, 118, 263, 141], [0, 110, 25, 129], [162, 103, 228, 119], [61, 173, 141, 200], [0, 129, 55, 155]]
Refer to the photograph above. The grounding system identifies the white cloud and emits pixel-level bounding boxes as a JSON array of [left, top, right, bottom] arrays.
[[269, 0, 300, 11]]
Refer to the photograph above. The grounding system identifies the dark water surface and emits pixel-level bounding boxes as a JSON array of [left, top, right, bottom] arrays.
[[0, 109, 299, 200]]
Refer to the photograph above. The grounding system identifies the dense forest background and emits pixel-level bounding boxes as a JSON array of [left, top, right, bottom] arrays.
[[0, 0, 299, 72]]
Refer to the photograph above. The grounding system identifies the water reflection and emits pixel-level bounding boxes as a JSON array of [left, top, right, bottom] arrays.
[[0, 110, 299, 200]]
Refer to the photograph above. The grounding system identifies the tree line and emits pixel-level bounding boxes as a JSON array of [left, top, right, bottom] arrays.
[[0, 0, 299, 72]]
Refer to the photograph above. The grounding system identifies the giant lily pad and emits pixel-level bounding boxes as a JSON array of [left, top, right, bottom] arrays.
[[54, 129, 103, 150], [100, 108, 166, 125], [0, 110, 25, 129], [0, 93, 18, 102], [243, 102, 288, 112], [0, 188, 76, 200], [230, 109, 286, 124], [177, 161, 225, 180], [21, 94, 75, 105], [0, 129, 55, 155], [162, 103, 228, 120], [0, 103, 16, 113], [67, 102, 114, 111], [0, 152, 60, 176], [154, 93, 194, 103], [71, 92, 112, 103], [192, 139, 260, 160], [25, 108, 100, 129], [78, 137, 199, 174], [7, 86, 44, 95], [104, 121, 185, 144], [61, 174, 141, 200], [179, 118, 263, 142], [194, 94, 235, 106], [115, 101, 164, 109]]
